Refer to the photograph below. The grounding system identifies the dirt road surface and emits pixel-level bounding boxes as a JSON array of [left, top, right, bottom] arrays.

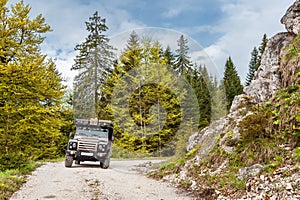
[[10, 160, 192, 200]]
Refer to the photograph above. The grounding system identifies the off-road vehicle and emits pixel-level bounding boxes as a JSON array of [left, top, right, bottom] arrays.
[[65, 118, 113, 168]]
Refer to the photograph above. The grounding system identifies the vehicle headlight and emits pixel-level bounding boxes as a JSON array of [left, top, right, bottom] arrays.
[[98, 144, 106, 152], [69, 141, 77, 150]]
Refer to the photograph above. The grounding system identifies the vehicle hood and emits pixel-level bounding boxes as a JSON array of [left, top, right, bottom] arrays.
[[74, 136, 108, 144]]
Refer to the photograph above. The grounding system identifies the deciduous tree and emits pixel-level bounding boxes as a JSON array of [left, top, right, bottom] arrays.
[[0, 0, 65, 169]]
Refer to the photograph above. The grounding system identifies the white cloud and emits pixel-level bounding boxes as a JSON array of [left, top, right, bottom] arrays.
[[12, 0, 146, 88], [7, 0, 297, 86], [205, 0, 295, 82], [162, 8, 182, 18]]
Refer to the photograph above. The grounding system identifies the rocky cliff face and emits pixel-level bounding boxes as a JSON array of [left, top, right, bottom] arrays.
[[187, 0, 300, 155], [160, 1, 300, 199]]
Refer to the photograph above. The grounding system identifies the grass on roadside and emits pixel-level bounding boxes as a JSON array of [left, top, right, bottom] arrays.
[[0, 162, 41, 200]]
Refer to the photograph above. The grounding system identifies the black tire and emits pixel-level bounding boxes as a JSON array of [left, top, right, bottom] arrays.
[[75, 160, 80, 165], [100, 157, 110, 169], [65, 155, 73, 167]]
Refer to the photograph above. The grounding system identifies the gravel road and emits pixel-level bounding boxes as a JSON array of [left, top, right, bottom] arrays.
[[10, 160, 192, 200]]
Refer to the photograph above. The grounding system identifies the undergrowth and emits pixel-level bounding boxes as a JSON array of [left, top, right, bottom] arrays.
[[0, 162, 41, 200]]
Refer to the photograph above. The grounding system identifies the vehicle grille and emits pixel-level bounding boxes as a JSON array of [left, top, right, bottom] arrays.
[[78, 138, 98, 152]]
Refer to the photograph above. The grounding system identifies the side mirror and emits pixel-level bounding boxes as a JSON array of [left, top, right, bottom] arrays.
[[69, 132, 73, 139]]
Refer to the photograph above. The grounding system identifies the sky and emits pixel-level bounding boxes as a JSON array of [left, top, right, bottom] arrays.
[[7, 0, 296, 88]]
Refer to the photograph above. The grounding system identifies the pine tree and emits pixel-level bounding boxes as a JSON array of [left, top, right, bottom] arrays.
[[120, 31, 142, 72], [257, 34, 268, 69], [211, 80, 227, 121], [163, 45, 175, 66], [0, 0, 65, 169], [71, 11, 115, 119], [245, 34, 268, 87], [223, 57, 243, 111], [174, 35, 192, 76], [126, 30, 139, 51], [245, 47, 259, 86], [189, 65, 211, 129]]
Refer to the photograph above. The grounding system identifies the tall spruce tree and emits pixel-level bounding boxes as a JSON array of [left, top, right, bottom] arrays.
[[163, 45, 175, 66], [245, 34, 268, 86], [211, 80, 227, 121], [0, 0, 65, 169], [189, 65, 211, 129], [125, 30, 139, 51], [245, 47, 259, 86], [223, 57, 243, 111], [71, 11, 115, 119], [174, 35, 192, 76], [120, 31, 142, 72]]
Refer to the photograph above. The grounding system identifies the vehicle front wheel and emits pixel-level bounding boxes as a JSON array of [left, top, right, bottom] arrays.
[[100, 157, 110, 169], [65, 155, 73, 168]]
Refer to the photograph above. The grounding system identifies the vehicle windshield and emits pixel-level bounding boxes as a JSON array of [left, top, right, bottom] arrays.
[[76, 128, 108, 138]]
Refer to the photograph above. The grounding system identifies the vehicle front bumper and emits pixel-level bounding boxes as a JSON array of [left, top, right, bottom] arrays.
[[66, 150, 106, 161]]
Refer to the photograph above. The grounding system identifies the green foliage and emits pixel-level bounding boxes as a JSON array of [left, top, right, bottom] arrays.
[[0, 0, 66, 170], [57, 106, 75, 156], [173, 35, 192, 75], [210, 81, 227, 121], [180, 179, 192, 187], [71, 11, 115, 119], [245, 34, 268, 86], [265, 101, 272, 107], [188, 65, 212, 128], [286, 34, 300, 58], [185, 147, 198, 159], [273, 119, 281, 125], [216, 173, 246, 191], [236, 73, 300, 166], [245, 47, 259, 86], [257, 34, 268, 68], [226, 131, 233, 136], [100, 34, 204, 156], [238, 111, 270, 142], [97, 31, 227, 156], [223, 57, 243, 111], [149, 35, 299, 197], [0, 161, 40, 199], [294, 147, 300, 161], [163, 45, 175, 66], [149, 158, 185, 179]]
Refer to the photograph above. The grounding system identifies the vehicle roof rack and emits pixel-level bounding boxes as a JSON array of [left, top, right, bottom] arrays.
[[75, 118, 113, 127]]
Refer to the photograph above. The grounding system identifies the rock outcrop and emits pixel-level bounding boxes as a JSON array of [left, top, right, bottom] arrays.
[[187, 0, 300, 154], [162, 1, 300, 199], [243, 32, 294, 103], [281, 0, 300, 35]]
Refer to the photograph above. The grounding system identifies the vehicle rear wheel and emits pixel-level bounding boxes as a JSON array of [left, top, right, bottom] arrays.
[[100, 157, 110, 169], [65, 155, 73, 168]]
